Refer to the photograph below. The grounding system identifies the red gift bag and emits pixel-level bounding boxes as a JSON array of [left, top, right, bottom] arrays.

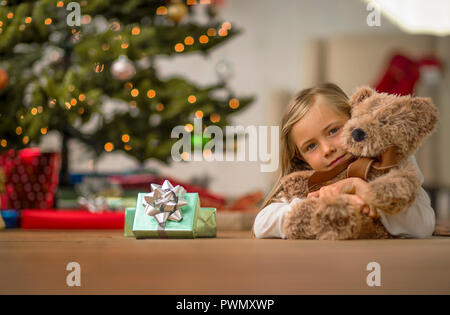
[[0, 148, 61, 209]]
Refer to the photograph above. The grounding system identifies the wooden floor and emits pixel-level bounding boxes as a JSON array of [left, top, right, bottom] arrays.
[[1, 229, 450, 294]]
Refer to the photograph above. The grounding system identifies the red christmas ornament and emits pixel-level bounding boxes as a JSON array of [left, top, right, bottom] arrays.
[[0, 67, 8, 91]]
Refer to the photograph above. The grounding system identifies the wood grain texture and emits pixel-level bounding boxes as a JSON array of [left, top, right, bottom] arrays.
[[0, 230, 449, 294]]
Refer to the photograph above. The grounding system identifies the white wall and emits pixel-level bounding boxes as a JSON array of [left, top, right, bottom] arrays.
[[43, 0, 422, 198]]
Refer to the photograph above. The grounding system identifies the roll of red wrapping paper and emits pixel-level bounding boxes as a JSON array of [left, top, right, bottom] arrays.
[[21, 210, 125, 229]]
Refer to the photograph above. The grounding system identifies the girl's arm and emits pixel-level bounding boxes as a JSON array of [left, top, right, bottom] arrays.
[[253, 198, 302, 239]]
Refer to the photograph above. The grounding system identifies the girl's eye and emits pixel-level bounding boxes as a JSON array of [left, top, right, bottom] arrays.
[[306, 143, 316, 151], [329, 127, 340, 135]]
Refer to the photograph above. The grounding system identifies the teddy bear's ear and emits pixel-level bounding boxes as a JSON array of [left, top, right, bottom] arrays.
[[349, 86, 376, 107], [410, 96, 439, 135]]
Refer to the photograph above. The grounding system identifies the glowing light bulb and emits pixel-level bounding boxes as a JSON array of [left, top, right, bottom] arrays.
[[210, 113, 221, 123], [207, 28, 217, 36], [188, 95, 197, 103], [104, 142, 114, 152], [131, 89, 139, 97], [199, 35, 209, 44], [222, 22, 232, 30], [95, 63, 105, 73], [184, 36, 194, 45], [195, 110, 203, 118], [181, 152, 189, 160], [122, 134, 130, 143], [156, 6, 168, 15], [174, 43, 184, 52], [218, 28, 228, 37], [132, 26, 140, 35], [184, 124, 194, 132], [229, 98, 239, 109]]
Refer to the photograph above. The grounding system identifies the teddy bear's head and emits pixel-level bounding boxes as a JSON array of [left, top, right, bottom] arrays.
[[342, 86, 438, 160]]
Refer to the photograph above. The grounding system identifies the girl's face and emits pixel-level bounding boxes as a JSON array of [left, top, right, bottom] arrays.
[[291, 95, 351, 171]]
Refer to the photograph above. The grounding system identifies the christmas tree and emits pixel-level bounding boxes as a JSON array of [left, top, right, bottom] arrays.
[[0, 0, 253, 185]]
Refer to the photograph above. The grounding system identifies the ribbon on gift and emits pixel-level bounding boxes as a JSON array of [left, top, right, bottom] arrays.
[[143, 180, 187, 238], [78, 195, 109, 213]]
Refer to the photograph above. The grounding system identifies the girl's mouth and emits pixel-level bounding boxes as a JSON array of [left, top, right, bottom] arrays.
[[329, 154, 346, 167]]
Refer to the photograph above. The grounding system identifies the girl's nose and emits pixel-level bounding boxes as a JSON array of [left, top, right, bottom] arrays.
[[323, 142, 336, 157]]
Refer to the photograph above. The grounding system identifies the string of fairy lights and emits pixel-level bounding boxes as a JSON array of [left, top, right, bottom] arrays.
[[0, 0, 239, 156]]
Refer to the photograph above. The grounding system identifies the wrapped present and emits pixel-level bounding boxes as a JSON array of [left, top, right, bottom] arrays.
[[109, 174, 227, 209], [1, 210, 19, 229], [132, 180, 216, 239], [57, 184, 138, 211], [21, 209, 124, 229], [105, 197, 137, 210], [124, 207, 136, 237], [0, 148, 60, 209], [0, 167, 5, 209], [125, 206, 217, 238], [228, 190, 264, 211]]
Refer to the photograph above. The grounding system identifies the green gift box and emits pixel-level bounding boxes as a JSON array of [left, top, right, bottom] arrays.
[[130, 190, 216, 239], [124, 207, 136, 237]]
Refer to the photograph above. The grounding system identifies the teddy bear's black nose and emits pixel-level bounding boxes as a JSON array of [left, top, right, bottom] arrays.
[[352, 128, 366, 142]]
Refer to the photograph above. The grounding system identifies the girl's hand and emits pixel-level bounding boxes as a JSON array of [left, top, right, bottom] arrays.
[[360, 204, 380, 219], [307, 177, 379, 219], [307, 177, 370, 199]]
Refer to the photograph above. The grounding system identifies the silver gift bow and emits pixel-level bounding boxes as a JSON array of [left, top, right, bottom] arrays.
[[143, 180, 187, 228]]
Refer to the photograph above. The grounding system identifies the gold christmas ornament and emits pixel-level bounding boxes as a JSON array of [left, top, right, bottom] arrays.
[[167, 1, 188, 23], [0, 67, 8, 91]]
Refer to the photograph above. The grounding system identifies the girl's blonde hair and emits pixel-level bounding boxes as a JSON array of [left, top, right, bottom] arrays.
[[259, 82, 351, 209]]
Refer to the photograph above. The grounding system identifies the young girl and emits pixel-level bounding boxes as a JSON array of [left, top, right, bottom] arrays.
[[253, 83, 435, 239]]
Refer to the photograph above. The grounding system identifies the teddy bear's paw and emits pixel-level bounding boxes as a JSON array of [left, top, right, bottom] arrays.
[[311, 196, 363, 240], [283, 198, 317, 240]]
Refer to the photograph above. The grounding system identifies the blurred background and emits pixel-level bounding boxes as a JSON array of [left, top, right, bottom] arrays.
[[1, 0, 449, 229]]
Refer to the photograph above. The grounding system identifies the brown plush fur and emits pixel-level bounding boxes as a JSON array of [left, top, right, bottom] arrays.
[[281, 86, 439, 240]]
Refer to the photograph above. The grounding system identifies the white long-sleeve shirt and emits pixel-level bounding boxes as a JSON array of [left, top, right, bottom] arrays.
[[253, 156, 436, 239]]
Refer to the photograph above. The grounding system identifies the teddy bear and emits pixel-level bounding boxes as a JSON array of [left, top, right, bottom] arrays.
[[280, 86, 439, 240]]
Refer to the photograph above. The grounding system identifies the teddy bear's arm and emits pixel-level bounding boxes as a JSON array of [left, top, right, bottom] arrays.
[[280, 170, 314, 201], [365, 161, 421, 215]]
